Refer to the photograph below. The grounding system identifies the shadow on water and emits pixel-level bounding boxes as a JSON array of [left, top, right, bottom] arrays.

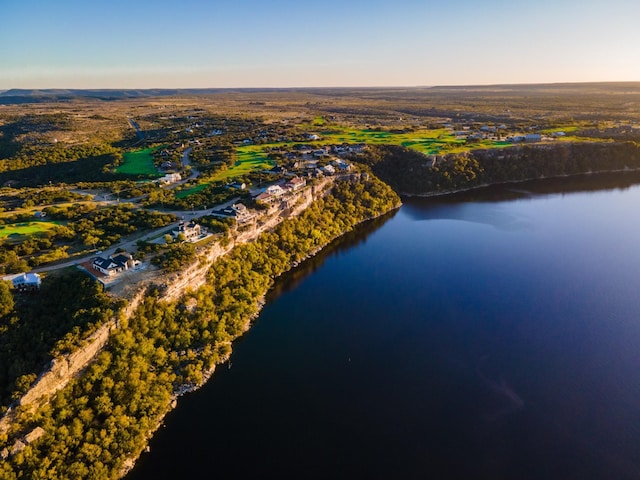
[[401, 171, 640, 231], [407, 170, 640, 206], [265, 210, 398, 302]]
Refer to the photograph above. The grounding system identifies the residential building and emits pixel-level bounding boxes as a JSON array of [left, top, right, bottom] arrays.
[[284, 177, 306, 191], [93, 253, 134, 276], [211, 203, 255, 224], [172, 221, 204, 242], [160, 173, 182, 184], [9, 272, 42, 291]]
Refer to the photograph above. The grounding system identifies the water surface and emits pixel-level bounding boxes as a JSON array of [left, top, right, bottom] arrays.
[[129, 174, 640, 480]]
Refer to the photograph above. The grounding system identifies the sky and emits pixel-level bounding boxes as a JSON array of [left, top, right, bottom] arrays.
[[2, 0, 640, 89]]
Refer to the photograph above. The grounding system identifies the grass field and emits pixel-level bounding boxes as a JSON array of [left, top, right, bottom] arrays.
[[177, 145, 275, 198], [0, 221, 62, 240], [116, 147, 161, 176], [175, 183, 210, 199], [316, 126, 514, 155]]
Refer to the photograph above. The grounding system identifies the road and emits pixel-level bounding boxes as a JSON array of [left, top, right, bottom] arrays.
[[128, 118, 144, 140], [31, 144, 251, 274]]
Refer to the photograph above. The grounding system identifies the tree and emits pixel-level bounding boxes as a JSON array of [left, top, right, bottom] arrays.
[[0, 281, 14, 317]]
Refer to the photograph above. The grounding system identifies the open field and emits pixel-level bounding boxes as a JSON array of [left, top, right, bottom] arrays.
[[175, 183, 209, 199], [0, 220, 61, 240], [177, 145, 275, 197], [116, 147, 160, 176], [315, 125, 515, 154], [215, 145, 275, 181]]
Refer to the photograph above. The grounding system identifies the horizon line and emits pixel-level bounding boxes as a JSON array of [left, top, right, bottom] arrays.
[[3, 80, 640, 94]]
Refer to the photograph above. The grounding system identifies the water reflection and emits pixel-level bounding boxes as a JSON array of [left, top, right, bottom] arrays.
[[266, 211, 397, 301], [402, 202, 532, 231]]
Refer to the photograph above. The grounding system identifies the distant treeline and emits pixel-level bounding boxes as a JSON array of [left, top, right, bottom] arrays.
[[0, 176, 400, 479], [357, 142, 640, 195]]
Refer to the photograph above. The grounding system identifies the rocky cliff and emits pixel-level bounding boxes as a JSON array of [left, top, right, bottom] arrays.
[[362, 141, 640, 195], [0, 177, 336, 436]]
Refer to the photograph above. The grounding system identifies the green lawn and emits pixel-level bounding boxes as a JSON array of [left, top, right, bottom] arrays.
[[116, 147, 161, 176], [0, 221, 62, 240], [175, 183, 210, 199], [177, 145, 274, 198]]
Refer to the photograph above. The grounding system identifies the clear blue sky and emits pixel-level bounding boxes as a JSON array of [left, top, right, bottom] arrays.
[[2, 0, 640, 89]]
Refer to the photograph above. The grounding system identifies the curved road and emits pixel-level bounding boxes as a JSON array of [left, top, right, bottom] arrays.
[[33, 143, 225, 274]]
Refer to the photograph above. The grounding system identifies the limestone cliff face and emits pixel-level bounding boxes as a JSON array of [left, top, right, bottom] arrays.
[[162, 177, 332, 301], [0, 177, 335, 434], [366, 141, 640, 196], [18, 322, 114, 408], [0, 288, 149, 435]]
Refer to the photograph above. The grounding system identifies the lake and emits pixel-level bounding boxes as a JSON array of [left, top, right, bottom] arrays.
[[128, 173, 640, 480]]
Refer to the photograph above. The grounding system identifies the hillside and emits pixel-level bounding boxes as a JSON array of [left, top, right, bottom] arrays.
[[357, 141, 640, 196]]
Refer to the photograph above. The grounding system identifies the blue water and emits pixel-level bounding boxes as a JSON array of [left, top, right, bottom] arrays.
[[129, 175, 640, 480]]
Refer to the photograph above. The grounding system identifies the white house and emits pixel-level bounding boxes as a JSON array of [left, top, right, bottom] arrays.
[[172, 221, 204, 242], [321, 164, 336, 175], [160, 173, 182, 184], [93, 253, 134, 276], [255, 184, 287, 204], [9, 272, 42, 291]]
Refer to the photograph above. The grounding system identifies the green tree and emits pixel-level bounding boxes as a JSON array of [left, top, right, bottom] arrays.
[[0, 281, 14, 317]]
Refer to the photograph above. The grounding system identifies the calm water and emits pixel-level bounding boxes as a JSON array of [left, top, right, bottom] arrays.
[[129, 174, 640, 480]]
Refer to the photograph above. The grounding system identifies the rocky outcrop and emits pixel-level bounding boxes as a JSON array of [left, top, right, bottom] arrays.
[[161, 177, 333, 301], [0, 177, 336, 436], [364, 141, 640, 196], [0, 321, 115, 435]]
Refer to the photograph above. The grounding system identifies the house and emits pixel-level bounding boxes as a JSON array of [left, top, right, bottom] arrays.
[[227, 181, 247, 190], [211, 203, 255, 224], [321, 164, 336, 175], [255, 184, 286, 204], [333, 160, 352, 172], [160, 173, 182, 184], [284, 177, 306, 191], [313, 149, 328, 158], [93, 253, 134, 276], [349, 144, 366, 154], [9, 272, 42, 292], [172, 221, 204, 242]]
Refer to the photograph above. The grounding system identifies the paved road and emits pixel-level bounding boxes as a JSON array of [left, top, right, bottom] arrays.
[[128, 118, 144, 140], [30, 145, 257, 274]]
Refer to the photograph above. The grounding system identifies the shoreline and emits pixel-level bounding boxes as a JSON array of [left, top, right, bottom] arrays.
[[399, 167, 640, 198], [118, 184, 401, 478]]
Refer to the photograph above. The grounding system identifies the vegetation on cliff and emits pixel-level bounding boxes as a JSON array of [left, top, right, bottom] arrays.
[[0, 271, 122, 412], [360, 142, 640, 195], [0, 176, 399, 479]]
